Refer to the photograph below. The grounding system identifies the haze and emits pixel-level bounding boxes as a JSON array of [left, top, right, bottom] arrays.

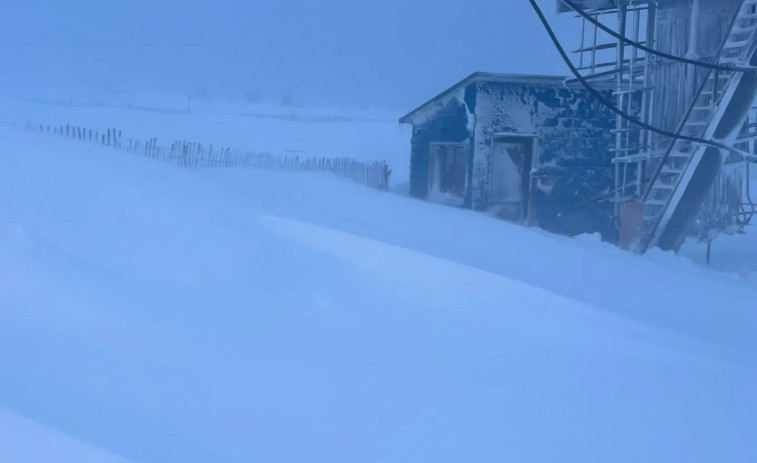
[[1, 0, 574, 109]]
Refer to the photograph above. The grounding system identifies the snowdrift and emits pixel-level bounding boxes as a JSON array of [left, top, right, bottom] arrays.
[[0, 127, 756, 463]]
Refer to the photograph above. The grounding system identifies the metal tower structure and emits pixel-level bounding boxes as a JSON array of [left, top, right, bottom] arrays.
[[555, 0, 757, 252]]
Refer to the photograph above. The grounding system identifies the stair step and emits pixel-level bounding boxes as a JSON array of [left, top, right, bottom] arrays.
[[667, 151, 691, 159], [685, 120, 709, 127], [644, 201, 666, 209], [720, 56, 747, 64], [724, 40, 750, 49], [649, 190, 674, 202], [729, 26, 756, 36], [657, 170, 682, 179], [652, 183, 676, 191], [732, 25, 756, 34], [660, 166, 685, 174], [645, 199, 669, 206], [722, 49, 744, 57]]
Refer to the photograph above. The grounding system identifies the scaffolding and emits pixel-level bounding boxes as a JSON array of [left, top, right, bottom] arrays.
[[559, 0, 757, 250]]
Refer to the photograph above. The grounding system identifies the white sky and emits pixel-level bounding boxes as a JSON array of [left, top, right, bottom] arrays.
[[0, 0, 577, 109]]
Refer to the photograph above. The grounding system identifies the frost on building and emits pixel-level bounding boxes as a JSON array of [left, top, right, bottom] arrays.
[[558, 0, 757, 252], [400, 0, 757, 254], [399, 73, 616, 238]]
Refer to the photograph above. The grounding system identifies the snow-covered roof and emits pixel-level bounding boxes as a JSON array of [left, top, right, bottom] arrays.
[[399, 72, 574, 124]]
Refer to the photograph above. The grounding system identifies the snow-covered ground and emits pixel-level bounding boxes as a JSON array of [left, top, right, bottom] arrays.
[[680, 227, 757, 288], [0, 408, 132, 463], [1, 121, 757, 463]]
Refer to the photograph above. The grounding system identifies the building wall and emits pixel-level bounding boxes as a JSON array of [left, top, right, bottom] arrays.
[[651, 0, 742, 137], [470, 82, 614, 236], [406, 79, 614, 237], [407, 86, 475, 202]]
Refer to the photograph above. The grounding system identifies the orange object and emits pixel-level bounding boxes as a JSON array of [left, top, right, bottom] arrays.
[[619, 201, 645, 250]]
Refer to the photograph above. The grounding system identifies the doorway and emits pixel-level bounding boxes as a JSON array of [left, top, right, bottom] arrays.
[[489, 134, 535, 221]]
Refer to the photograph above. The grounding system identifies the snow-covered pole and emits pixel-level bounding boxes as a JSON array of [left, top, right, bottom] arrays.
[[686, 0, 701, 61], [685, 0, 701, 96]]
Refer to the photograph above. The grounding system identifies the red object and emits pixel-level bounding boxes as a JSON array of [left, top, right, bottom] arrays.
[[619, 201, 645, 250]]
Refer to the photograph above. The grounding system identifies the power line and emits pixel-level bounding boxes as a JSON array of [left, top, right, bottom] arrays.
[[559, 0, 757, 73], [528, 0, 736, 154]]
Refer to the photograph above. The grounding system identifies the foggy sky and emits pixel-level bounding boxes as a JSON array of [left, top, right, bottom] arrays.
[[1, 0, 575, 109]]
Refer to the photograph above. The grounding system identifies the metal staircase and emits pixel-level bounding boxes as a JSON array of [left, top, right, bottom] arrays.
[[637, 0, 757, 251], [560, 0, 757, 252]]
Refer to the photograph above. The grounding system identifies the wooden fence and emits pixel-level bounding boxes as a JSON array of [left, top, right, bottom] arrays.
[[27, 122, 391, 190]]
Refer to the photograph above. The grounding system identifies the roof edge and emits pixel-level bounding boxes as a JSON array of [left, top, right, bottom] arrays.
[[399, 72, 572, 124], [398, 71, 612, 124]]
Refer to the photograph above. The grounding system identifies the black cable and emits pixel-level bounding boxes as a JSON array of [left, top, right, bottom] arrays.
[[528, 0, 735, 153], [559, 0, 757, 73]]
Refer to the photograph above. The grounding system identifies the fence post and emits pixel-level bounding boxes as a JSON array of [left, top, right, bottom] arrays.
[[24, 121, 391, 190]]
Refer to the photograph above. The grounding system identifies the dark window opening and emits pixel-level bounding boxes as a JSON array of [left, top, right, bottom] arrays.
[[428, 143, 468, 199]]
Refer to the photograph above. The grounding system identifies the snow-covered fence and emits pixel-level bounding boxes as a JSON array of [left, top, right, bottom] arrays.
[[26, 122, 391, 190]]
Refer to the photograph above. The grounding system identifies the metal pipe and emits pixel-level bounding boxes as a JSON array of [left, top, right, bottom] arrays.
[[580, 16, 587, 68], [591, 14, 599, 72], [686, 0, 701, 60], [686, 0, 701, 103]]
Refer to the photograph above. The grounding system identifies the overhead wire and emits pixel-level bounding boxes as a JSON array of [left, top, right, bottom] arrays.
[[528, 0, 741, 155], [559, 0, 757, 72]]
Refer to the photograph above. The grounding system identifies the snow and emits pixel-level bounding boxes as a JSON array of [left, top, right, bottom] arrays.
[[0, 408, 133, 463], [677, 163, 757, 288], [1, 103, 757, 463], [680, 226, 757, 290]]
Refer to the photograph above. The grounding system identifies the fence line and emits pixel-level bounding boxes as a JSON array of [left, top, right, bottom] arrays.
[[26, 122, 391, 191]]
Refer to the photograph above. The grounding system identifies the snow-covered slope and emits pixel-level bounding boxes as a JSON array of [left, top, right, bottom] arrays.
[[0, 408, 133, 463], [1, 127, 756, 463]]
